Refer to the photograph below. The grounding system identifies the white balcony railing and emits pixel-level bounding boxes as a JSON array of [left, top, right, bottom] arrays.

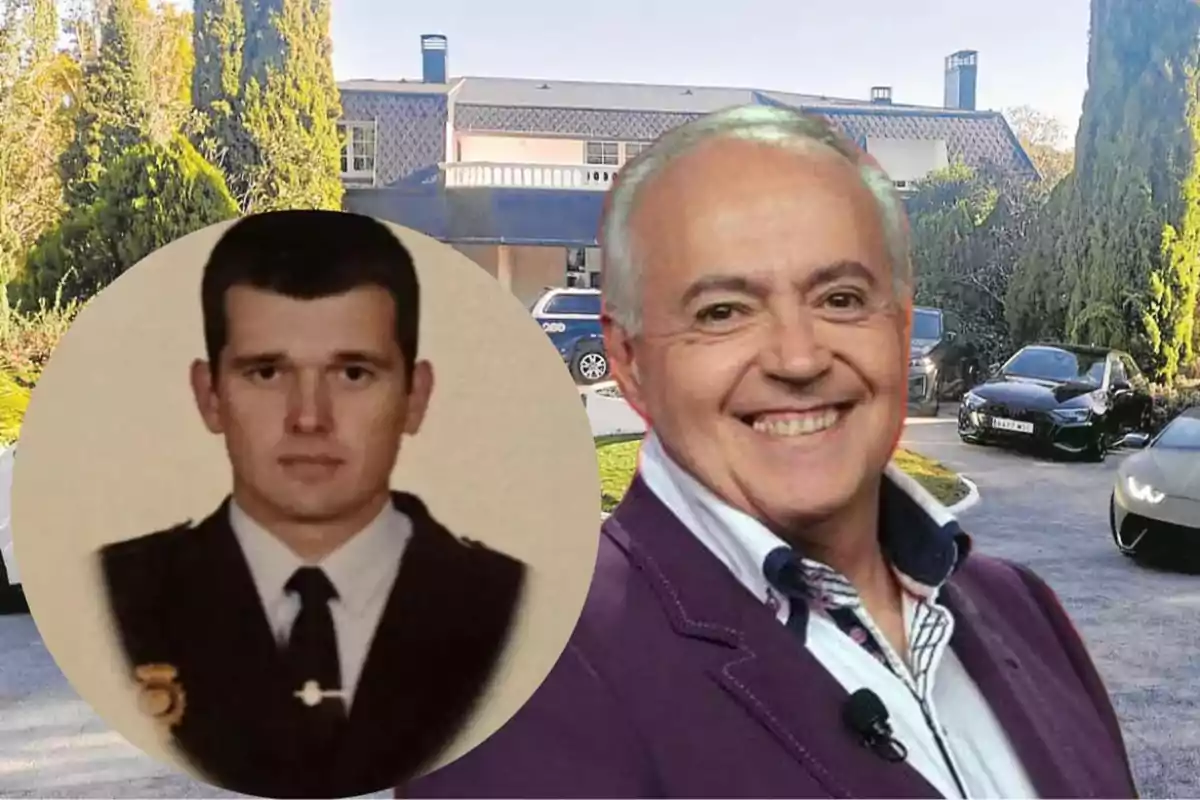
[[443, 162, 618, 191], [440, 161, 917, 196]]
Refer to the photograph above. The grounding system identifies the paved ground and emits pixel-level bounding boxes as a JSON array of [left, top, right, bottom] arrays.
[[0, 411, 1196, 797], [902, 412, 1200, 799]]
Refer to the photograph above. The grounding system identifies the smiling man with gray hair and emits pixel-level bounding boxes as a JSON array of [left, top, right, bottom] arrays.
[[403, 105, 1136, 799]]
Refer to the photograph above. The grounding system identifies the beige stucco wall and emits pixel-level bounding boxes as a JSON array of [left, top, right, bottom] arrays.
[[456, 134, 588, 166], [453, 244, 570, 307]]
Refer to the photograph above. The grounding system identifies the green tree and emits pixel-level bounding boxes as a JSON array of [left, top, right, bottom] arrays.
[[191, 0, 248, 195], [1049, 0, 1200, 383], [1006, 174, 1074, 344], [61, 0, 103, 63], [0, 0, 80, 315], [143, 1, 196, 143], [58, 0, 154, 209], [906, 162, 1039, 365], [194, 0, 343, 212], [1004, 105, 1074, 191], [19, 135, 238, 305]]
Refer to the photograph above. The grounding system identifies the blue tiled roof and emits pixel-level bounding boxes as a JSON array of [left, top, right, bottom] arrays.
[[336, 73, 1038, 243], [339, 75, 1036, 183], [448, 76, 870, 113], [449, 88, 1033, 175], [814, 106, 1036, 175], [339, 90, 448, 185], [453, 104, 702, 143]]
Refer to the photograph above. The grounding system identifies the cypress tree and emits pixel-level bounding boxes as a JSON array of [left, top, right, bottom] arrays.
[[194, 0, 343, 212], [1054, 0, 1200, 382], [58, 0, 154, 209], [191, 0, 250, 202], [1006, 174, 1074, 344]]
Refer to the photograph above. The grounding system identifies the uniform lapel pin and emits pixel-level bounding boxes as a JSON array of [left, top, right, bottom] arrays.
[[134, 663, 186, 728]]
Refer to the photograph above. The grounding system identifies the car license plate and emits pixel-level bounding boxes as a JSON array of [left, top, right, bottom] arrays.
[[988, 416, 1033, 434]]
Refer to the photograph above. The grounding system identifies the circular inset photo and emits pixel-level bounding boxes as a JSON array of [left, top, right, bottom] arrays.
[[11, 212, 601, 799]]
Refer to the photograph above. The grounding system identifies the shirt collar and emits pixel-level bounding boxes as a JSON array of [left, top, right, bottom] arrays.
[[637, 430, 970, 612], [638, 431, 789, 609], [229, 498, 412, 616]]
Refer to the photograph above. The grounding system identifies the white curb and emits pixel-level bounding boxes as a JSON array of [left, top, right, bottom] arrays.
[[946, 476, 980, 516], [578, 379, 619, 394]]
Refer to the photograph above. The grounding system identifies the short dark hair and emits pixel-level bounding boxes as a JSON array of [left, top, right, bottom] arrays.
[[201, 210, 421, 383]]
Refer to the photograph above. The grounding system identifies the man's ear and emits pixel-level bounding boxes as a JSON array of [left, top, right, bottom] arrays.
[[190, 359, 224, 435], [602, 315, 650, 424], [402, 360, 435, 435]]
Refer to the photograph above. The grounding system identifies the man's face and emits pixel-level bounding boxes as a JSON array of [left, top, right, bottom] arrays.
[[191, 285, 433, 525], [607, 138, 910, 530]]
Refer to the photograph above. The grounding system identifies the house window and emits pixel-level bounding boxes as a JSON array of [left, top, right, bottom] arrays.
[[339, 121, 376, 180], [585, 141, 619, 166], [624, 142, 650, 161]]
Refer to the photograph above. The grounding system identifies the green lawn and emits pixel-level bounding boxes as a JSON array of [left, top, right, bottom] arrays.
[[597, 436, 968, 513]]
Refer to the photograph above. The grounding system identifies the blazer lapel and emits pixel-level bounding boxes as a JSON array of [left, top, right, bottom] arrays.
[[332, 492, 520, 789], [609, 479, 944, 799], [940, 579, 1089, 799]]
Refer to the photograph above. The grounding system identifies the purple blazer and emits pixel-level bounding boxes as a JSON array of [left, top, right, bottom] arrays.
[[404, 477, 1137, 798]]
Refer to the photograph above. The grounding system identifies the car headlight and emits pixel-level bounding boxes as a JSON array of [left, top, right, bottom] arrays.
[[1050, 407, 1091, 424], [1126, 475, 1165, 504], [962, 391, 985, 409], [909, 356, 933, 369]]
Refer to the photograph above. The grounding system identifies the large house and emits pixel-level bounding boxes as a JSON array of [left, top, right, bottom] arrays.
[[338, 36, 1036, 305]]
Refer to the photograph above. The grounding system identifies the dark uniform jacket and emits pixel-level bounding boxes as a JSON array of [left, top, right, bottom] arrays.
[[98, 491, 526, 799]]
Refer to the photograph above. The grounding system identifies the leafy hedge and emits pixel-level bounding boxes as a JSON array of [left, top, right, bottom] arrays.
[[0, 294, 82, 390], [16, 134, 237, 308], [0, 290, 82, 443], [0, 370, 31, 447], [1149, 381, 1200, 433]]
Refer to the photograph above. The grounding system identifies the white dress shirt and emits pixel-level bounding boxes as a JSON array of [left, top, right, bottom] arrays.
[[637, 431, 1039, 800], [229, 498, 412, 708]]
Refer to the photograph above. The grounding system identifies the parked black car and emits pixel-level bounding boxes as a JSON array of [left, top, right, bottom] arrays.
[[957, 343, 1152, 461], [908, 306, 983, 416]]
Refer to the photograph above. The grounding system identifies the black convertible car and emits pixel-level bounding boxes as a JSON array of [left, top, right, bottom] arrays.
[[957, 343, 1152, 461]]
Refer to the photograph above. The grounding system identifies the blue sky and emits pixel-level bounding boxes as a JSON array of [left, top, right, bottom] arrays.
[[329, 0, 1091, 143]]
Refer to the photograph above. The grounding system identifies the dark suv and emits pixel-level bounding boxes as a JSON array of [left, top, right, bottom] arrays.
[[908, 306, 982, 416], [529, 287, 609, 384]]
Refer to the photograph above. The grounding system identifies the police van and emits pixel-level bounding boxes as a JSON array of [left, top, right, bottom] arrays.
[[529, 287, 609, 385]]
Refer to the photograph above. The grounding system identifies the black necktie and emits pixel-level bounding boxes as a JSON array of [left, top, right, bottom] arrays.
[[284, 566, 348, 745]]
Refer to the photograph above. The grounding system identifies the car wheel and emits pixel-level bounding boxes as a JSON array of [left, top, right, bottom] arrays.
[[1110, 494, 1142, 559], [570, 344, 610, 385]]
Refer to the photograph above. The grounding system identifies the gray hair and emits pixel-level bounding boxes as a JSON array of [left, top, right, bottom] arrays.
[[599, 104, 913, 334]]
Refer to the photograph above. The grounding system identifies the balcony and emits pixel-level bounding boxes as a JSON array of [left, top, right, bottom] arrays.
[[443, 162, 618, 192]]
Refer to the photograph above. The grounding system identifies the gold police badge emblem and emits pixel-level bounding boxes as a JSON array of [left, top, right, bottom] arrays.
[[134, 663, 186, 728]]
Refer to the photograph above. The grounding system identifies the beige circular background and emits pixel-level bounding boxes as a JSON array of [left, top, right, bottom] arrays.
[[11, 218, 601, 790]]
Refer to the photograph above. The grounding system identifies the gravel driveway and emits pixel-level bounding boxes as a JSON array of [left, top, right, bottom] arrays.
[[903, 413, 1200, 799], [0, 412, 1195, 798]]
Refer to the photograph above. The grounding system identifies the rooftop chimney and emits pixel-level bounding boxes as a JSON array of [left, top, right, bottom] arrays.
[[870, 86, 893, 105], [944, 50, 978, 111], [421, 34, 448, 84]]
